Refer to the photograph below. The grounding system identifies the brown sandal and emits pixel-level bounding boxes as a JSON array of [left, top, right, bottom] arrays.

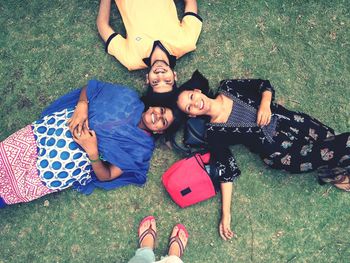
[[318, 166, 350, 192], [138, 216, 157, 249], [168, 224, 189, 258], [331, 175, 350, 192]]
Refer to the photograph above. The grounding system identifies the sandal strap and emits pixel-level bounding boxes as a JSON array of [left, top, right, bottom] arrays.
[[168, 236, 184, 258], [318, 167, 347, 184], [330, 175, 348, 185], [331, 175, 350, 192], [139, 228, 157, 247]]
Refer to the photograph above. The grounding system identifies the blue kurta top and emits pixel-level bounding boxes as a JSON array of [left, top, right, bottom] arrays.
[[41, 80, 155, 194]]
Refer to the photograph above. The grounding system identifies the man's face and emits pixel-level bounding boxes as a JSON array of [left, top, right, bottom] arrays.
[[146, 60, 177, 93]]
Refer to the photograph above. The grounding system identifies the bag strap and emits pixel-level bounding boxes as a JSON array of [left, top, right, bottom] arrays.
[[196, 153, 221, 193], [170, 135, 208, 155], [180, 152, 220, 193], [194, 154, 206, 171], [170, 135, 192, 155]]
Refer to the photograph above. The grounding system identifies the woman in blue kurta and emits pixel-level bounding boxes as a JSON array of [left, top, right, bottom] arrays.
[[0, 80, 175, 207]]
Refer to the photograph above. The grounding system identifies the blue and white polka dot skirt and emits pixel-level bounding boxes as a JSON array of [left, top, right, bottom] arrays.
[[32, 108, 92, 190]]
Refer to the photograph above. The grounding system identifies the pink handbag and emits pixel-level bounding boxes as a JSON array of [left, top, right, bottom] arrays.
[[162, 153, 217, 208]]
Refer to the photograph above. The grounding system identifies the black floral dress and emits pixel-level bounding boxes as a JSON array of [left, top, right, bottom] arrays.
[[208, 79, 350, 183]]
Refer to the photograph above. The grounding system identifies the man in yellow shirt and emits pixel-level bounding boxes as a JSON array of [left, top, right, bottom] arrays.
[[97, 0, 202, 98]]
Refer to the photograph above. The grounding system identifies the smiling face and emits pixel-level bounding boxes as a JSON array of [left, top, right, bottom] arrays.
[[141, 106, 174, 133], [146, 60, 177, 93], [177, 89, 211, 117]]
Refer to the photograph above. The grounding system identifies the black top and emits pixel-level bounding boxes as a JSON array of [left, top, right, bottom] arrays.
[[207, 79, 282, 183]]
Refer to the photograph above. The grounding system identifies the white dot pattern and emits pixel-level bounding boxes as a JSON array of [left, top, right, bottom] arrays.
[[32, 108, 92, 190]]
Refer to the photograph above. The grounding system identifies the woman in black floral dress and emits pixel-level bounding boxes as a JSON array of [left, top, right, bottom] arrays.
[[176, 71, 350, 241]]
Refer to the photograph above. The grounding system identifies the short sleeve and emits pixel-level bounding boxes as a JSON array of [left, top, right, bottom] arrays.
[[106, 33, 143, 71], [180, 12, 203, 52]]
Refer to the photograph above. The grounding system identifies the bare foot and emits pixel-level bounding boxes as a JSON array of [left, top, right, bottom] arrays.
[[138, 216, 157, 249]]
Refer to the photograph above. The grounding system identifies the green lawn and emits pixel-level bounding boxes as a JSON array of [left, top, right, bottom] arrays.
[[1, 0, 350, 262]]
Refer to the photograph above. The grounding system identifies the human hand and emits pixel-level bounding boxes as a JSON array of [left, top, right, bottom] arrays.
[[219, 214, 235, 241], [257, 101, 271, 127], [67, 100, 89, 135], [72, 126, 98, 157]]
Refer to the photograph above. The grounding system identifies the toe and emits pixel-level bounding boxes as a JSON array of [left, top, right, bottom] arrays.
[[171, 226, 179, 237], [143, 219, 150, 230]]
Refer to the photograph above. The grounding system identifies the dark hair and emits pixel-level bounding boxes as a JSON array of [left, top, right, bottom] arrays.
[[143, 82, 178, 108], [178, 70, 215, 99], [140, 96, 185, 140], [162, 106, 184, 141]]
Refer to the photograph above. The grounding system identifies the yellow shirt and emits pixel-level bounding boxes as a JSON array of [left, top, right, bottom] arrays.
[[107, 0, 203, 71]]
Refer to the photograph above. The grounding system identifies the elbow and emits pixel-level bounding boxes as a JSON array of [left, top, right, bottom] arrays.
[[96, 16, 109, 36], [96, 171, 123, 182], [98, 175, 113, 182], [96, 18, 104, 34]]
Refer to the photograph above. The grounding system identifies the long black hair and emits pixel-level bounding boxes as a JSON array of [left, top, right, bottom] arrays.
[[178, 70, 215, 99]]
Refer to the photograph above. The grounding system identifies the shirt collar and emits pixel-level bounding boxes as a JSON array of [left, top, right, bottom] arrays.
[[143, 41, 177, 69]]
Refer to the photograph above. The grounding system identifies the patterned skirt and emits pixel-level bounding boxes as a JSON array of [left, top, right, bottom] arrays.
[[0, 125, 55, 205], [262, 110, 350, 177]]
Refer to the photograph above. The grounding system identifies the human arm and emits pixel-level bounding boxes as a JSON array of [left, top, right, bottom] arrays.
[[257, 90, 273, 127], [208, 143, 241, 240], [184, 0, 198, 14], [96, 0, 142, 70], [179, 0, 202, 55], [219, 182, 235, 241], [67, 86, 89, 135], [96, 0, 116, 42], [73, 126, 123, 181]]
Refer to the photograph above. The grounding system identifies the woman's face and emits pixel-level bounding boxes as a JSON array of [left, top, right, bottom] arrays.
[[141, 107, 174, 133], [177, 89, 210, 117]]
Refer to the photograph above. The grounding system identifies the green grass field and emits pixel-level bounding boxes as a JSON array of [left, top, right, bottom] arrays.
[[1, 0, 349, 262]]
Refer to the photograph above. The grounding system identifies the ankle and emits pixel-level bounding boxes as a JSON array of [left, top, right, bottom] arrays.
[[140, 235, 154, 249], [168, 246, 181, 258]]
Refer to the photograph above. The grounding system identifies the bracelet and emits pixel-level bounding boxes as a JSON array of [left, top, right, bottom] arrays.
[[89, 154, 102, 163]]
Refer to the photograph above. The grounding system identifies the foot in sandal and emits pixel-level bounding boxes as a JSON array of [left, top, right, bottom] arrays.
[[138, 216, 157, 249], [168, 224, 189, 258], [332, 175, 350, 192]]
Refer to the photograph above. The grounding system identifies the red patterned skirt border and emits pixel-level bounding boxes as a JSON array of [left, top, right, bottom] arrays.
[[0, 125, 55, 205]]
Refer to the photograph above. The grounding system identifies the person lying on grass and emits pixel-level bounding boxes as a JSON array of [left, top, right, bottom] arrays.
[[97, 0, 202, 106], [0, 80, 180, 208], [176, 70, 350, 241]]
